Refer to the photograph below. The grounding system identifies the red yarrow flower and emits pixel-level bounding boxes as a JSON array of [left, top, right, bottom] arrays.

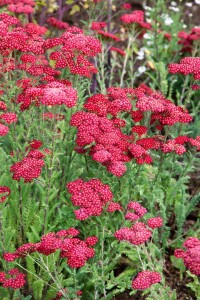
[[147, 217, 163, 229], [0, 123, 9, 136], [1, 268, 26, 289], [0, 113, 17, 124], [3, 228, 97, 269], [0, 186, 10, 203], [41, 82, 77, 107], [174, 237, 200, 275], [115, 222, 152, 245], [66, 178, 113, 220], [132, 271, 161, 290], [10, 157, 44, 182]]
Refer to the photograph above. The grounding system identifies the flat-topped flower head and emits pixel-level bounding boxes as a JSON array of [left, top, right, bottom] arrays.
[[132, 271, 161, 290], [10, 157, 44, 182], [1, 268, 26, 289], [0, 186, 10, 203], [66, 178, 113, 220], [174, 237, 200, 275]]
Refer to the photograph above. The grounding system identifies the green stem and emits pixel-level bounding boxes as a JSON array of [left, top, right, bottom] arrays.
[[18, 182, 25, 244]]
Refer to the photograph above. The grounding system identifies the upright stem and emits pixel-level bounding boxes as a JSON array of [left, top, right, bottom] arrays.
[[106, 0, 112, 88], [58, 0, 63, 21], [42, 122, 57, 235], [90, 59, 97, 94], [39, 255, 70, 299], [101, 227, 107, 298], [18, 183, 25, 244], [120, 35, 132, 87], [0, 209, 5, 251]]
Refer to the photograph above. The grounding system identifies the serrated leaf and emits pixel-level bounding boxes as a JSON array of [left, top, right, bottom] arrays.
[[33, 279, 44, 300]]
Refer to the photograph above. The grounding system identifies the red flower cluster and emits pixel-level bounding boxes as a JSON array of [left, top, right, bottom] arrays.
[[0, 268, 26, 289], [115, 222, 152, 245], [0, 0, 35, 15], [10, 141, 45, 182], [0, 122, 9, 136], [70, 85, 197, 176], [125, 201, 147, 222], [10, 157, 44, 182], [70, 110, 130, 176], [131, 142, 156, 164], [174, 237, 200, 276], [178, 27, 200, 53], [107, 201, 122, 213], [161, 135, 200, 154], [132, 271, 161, 290], [110, 47, 126, 56], [0, 13, 45, 57], [147, 217, 163, 229], [115, 202, 162, 245], [66, 178, 113, 220], [168, 57, 200, 80], [96, 30, 121, 42], [120, 10, 151, 29], [132, 125, 147, 136], [91, 21, 106, 31], [84, 87, 132, 116], [48, 27, 101, 77], [0, 13, 100, 81], [122, 3, 132, 10], [0, 186, 10, 203], [135, 88, 193, 128], [0, 112, 17, 124], [25, 23, 47, 36], [17, 81, 77, 110], [0, 99, 17, 136], [3, 228, 98, 268], [47, 17, 69, 30]]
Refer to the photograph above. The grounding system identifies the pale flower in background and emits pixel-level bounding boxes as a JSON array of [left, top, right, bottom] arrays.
[[169, 6, 180, 12], [161, 14, 174, 26], [171, 1, 177, 5], [138, 66, 147, 74], [137, 48, 146, 60], [164, 17, 173, 25], [147, 41, 153, 46], [143, 5, 152, 10], [143, 33, 152, 40], [185, 2, 192, 7]]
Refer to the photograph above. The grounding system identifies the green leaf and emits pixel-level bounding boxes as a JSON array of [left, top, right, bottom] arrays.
[[33, 279, 44, 300]]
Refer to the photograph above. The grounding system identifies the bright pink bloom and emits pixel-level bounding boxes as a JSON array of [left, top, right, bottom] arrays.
[[132, 271, 161, 290], [0, 186, 10, 203], [0, 113, 17, 124], [0, 123, 9, 136], [67, 178, 113, 220], [10, 157, 44, 182], [115, 222, 152, 245], [174, 237, 200, 275], [147, 217, 163, 229], [2, 268, 26, 289]]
